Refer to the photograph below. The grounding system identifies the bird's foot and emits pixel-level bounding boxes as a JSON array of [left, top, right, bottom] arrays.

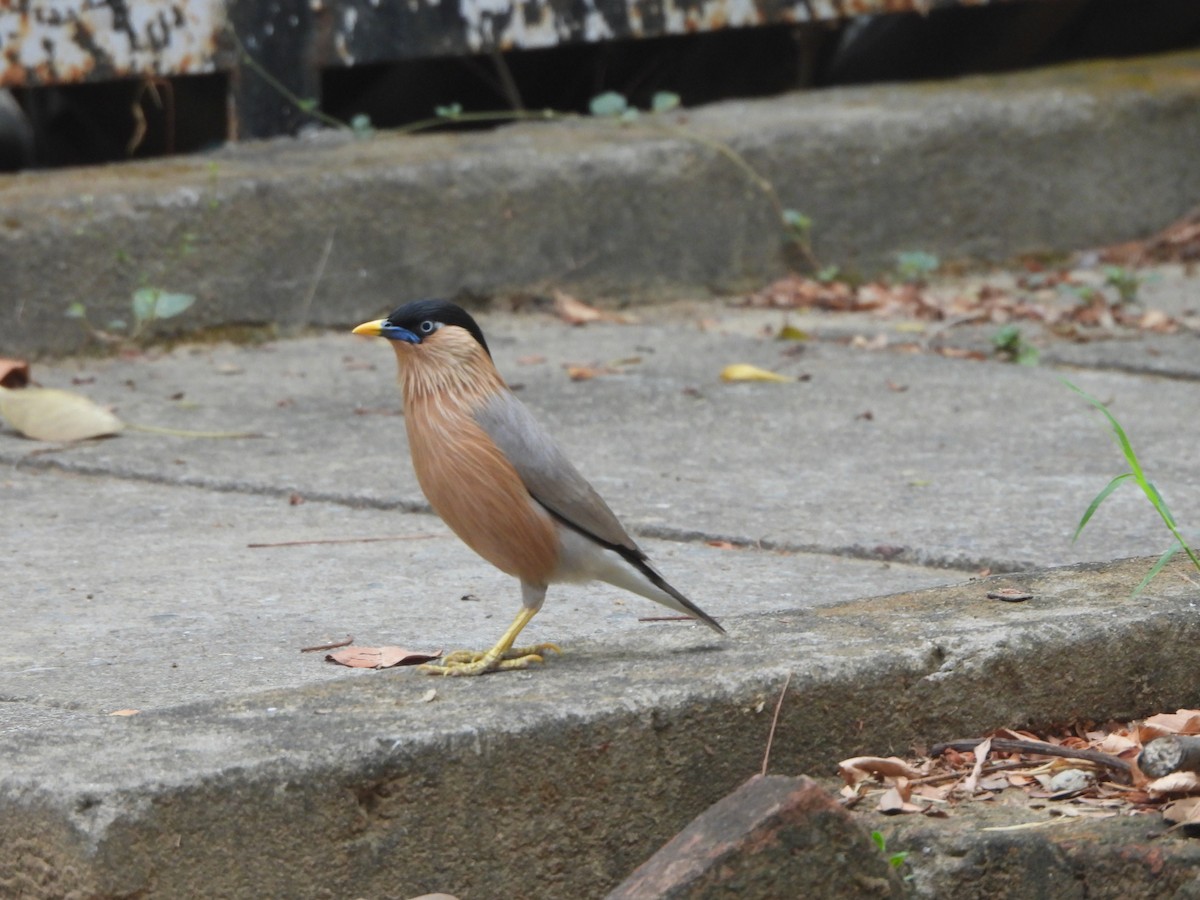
[[418, 643, 562, 677]]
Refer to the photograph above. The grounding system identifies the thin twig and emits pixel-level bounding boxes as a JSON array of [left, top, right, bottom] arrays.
[[762, 672, 792, 777], [226, 25, 347, 131], [296, 230, 335, 330], [931, 738, 1131, 774], [489, 46, 524, 112], [248, 535, 438, 549], [908, 759, 1034, 787], [127, 423, 265, 439], [300, 635, 354, 653]]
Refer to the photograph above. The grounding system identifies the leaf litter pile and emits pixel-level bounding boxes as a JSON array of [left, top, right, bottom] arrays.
[[740, 210, 1200, 350], [838, 710, 1200, 830], [743, 266, 1182, 340]]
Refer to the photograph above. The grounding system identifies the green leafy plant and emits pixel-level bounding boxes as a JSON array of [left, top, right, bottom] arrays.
[[896, 251, 939, 283], [871, 830, 908, 869], [1102, 265, 1142, 304], [991, 324, 1039, 366], [67, 288, 196, 345], [1065, 378, 1200, 595], [588, 91, 630, 118]]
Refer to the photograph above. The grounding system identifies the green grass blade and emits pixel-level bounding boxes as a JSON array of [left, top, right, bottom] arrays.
[[1059, 378, 1147, 483], [1142, 480, 1179, 530], [1132, 542, 1183, 597], [1072, 472, 1134, 542]]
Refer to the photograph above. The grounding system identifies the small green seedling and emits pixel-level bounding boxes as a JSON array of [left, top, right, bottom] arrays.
[[1064, 378, 1200, 595], [1102, 266, 1141, 304], [896, 251, 939, 283], [871, 830, 908, 869], [992, 324, 1039, 366], [67, 288, 196, 345]]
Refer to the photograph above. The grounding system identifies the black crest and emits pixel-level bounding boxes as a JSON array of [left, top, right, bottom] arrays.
[[385, 299, 491, 357]]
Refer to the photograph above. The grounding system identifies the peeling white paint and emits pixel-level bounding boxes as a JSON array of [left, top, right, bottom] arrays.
[[1, 0, 226, 86]]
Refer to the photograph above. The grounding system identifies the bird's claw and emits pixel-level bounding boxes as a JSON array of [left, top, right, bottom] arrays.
[[418, 643, 562, 676]]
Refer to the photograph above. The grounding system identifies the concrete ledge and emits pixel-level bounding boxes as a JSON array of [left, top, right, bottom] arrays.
[[4, 51, 1200, 355], [2, 557, 1198, 897]]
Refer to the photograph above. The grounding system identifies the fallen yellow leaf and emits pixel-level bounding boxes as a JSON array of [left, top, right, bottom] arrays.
[[0, 385, 124, 441], [777, 324, 810, 341], [720, 364, 793, 383]]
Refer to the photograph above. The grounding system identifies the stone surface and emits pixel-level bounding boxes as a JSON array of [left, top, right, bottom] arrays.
[[610, 775, 902, 899], [872, 803, 1200, 899], [3, 51, 1200, 355]]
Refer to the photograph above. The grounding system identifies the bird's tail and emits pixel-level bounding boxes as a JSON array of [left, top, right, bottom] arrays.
[[603, 553, 725, 635]]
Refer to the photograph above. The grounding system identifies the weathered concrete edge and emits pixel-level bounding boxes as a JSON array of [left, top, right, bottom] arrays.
[[3, 51, 1200, 356], [1, 557, 1198, 898]]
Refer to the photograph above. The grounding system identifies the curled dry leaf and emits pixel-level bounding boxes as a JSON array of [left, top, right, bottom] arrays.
[[0, 358, 30, 388], [1163, 796, 1200, 826], [552, 290, 638, 326], [1144, 710, 1200, 736], [0, 385, 124, 441], [325, 646, 443, 669], [837, 756, 923, 787], [719, 363, 793, 383], [878, 784, 926, 815], [1147, 771, 1200, 795]]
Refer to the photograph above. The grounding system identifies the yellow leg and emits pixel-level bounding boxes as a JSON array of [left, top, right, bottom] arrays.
[[418, 605, 561, 676]]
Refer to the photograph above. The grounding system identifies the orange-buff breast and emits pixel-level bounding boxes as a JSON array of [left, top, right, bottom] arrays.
[[404, 393, 561, 585]]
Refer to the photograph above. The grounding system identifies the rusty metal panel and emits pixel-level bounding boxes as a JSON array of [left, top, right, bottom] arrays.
[[0, 0, 1045, 88], [315, 0, 1045, 65], [0, 0, 227, 87]]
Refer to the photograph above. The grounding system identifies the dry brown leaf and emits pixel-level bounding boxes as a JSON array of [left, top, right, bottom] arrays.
[[552, 291, 637, 326], [565, 364, 617, 381], [1139, 309, 1176, 332], [1092, 732, 1139, 755], [962, 737, 992, 793], [109, 709, 141, 717], [837, 756, 923, 786], [877, 785, 925, 815], [850, 334, 889, 351], [1163, 796, 1200, 826], [1147, 771, 1200, 795], [0, 385, 124, 441], [0, 358, 30, 388], [1145, 710, 1200, 736], [325, 646, 443, 669], [936, 347, 988, 361]]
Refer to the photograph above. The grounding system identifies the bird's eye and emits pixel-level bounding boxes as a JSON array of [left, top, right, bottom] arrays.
[[419, 320, 436, 334]]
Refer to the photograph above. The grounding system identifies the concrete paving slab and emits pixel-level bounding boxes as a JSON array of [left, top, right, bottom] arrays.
[[5, 305, 1198, 576], [1, 556, 1198, 898], [2, 466, 946, 721]]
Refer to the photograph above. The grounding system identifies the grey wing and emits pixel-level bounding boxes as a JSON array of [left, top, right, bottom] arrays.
[[473, 390, 642, 556]]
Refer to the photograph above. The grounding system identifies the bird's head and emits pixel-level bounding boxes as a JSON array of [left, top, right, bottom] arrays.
[[353, 299, 491, 359]]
